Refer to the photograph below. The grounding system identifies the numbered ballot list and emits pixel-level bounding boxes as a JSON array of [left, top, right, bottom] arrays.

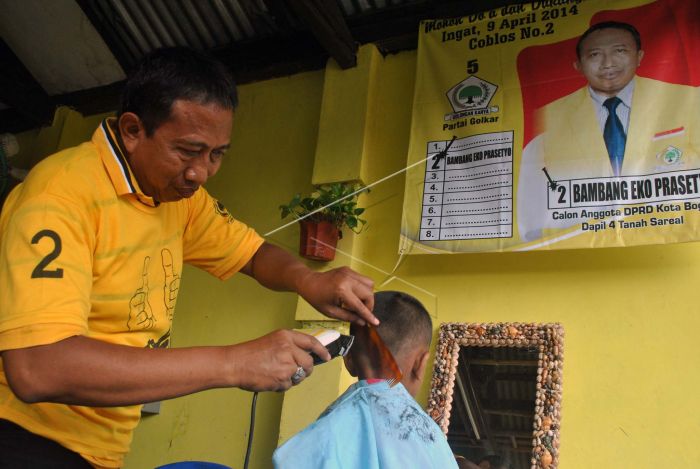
[[420, 131, 514, 241]]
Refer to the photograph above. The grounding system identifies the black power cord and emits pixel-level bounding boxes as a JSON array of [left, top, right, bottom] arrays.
[[243, 391, 258, 469], [241, 334, 352, 468]]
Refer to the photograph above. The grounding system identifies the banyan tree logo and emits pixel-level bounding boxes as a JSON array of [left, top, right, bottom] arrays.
[[445, 75, 498, 121], [658, 145, 682, 165]]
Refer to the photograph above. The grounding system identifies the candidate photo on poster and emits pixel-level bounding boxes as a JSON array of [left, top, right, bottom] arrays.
[[516, 1, 700, 242]]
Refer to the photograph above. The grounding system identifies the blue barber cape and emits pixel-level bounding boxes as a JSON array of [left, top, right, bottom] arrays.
[[273, 380, 458, 469]]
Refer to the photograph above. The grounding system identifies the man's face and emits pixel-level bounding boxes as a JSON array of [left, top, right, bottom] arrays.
[[574, 27, 644, 98], [123, 99, 233, 203]]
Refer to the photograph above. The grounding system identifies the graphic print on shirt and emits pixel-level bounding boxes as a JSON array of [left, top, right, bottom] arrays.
[[147, 329, 171, 349], [214, 199, 235, 224], [128, 250, 180, 347], [161, 248, 180, 321], [367, 392, 437, 443], [128, 256, 155, 330]]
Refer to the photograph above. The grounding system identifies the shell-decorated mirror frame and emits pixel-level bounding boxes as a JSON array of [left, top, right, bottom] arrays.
[[427, 322, 565, 469]]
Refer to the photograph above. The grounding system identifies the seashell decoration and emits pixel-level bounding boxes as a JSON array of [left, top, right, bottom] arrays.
[[426, 322, 565, 469]]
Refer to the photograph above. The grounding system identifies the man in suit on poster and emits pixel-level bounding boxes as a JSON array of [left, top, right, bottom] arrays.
[[517, 21, 700, 241], [539, 21, 700, 179]]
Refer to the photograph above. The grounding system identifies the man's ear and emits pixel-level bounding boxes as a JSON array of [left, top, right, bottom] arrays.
[[117, 112, 145, 154], [573, 60, 581, 73], [636, 49, 645, 67]]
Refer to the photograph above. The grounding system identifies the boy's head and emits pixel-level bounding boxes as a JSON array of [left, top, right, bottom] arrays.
[[345, 291, 433, 396]]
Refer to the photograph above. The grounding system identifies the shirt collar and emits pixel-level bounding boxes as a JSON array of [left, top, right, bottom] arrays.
[[356, 379, 393, 390], [93, 118, 158, 207], [588, 78, 635, 109]]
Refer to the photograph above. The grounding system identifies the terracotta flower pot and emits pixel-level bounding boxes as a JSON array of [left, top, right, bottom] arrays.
[[299, 220, 340, 261]]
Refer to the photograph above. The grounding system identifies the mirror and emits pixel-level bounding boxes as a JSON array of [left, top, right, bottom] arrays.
[[427, 323, 564, 469]]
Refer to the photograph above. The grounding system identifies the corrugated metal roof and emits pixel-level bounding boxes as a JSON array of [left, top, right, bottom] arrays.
[[84, 0, 277, 67], [82, 0, 426, 70], [1, 0, 530, 132]]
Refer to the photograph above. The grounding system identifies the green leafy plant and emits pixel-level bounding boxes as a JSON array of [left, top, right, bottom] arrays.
[[279, 182, 369, 233]]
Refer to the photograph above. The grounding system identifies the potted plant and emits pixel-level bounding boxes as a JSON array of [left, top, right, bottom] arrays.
[[279, 182, 369, 261]]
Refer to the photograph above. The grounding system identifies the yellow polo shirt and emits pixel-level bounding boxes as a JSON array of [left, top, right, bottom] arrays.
[[0, 119, 264, 467]]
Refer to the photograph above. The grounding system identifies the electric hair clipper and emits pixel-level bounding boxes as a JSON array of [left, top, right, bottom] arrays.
[[306, 329, 354, 365]]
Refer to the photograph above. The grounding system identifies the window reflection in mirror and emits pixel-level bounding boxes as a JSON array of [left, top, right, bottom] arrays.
[[428, 323, 564, 469], [449, 346, 538, 469]]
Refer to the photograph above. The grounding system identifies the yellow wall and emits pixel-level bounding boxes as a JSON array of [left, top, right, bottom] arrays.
[[247, 49, 700, 468], [10, 47, 700, 469], [341, 51, 700, 468], [11, 106, 113, 169]]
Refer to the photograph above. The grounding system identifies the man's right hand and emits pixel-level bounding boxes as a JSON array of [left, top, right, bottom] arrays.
[[226, 329, 332, 392], [1, 329, 332, 407]]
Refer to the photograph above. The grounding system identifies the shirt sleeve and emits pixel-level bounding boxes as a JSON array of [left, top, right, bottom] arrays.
[[0, 192, 93, 350], [181, 188, 264, 280]]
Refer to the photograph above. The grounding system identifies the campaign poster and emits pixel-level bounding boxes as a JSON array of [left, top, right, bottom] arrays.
[[400, 0, 700, 253]]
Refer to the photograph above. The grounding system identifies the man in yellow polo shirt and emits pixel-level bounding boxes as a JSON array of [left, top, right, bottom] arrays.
[[0, 47, 377, 468]]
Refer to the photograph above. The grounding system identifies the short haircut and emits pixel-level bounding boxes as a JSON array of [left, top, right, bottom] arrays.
[[351, 291, 433, 359], [576, 21, 642, 59], [118, 47, 238, 136]]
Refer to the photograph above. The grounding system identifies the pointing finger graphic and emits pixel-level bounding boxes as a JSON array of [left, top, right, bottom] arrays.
[[161, 249, 180, 320], [140, 256, 150, 291], [128, 256, 154, 330], [161, 249, 175, 284]]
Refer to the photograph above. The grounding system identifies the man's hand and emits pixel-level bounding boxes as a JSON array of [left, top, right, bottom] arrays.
[[242, 242, 377, 326], [296, 267, 376, 326], [226, 329, 331, 392], [2, 330, 333, 406]]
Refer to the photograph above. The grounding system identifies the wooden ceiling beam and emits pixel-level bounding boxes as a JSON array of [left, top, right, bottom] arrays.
[[285, 0, 357, 69], [75, 0, 137, 72], [53, 81, 124, 117], [0, 0, 540, 133], [6, 31, 328, 129], [213, 31, 328, 83], [0, 39, 54, 130]]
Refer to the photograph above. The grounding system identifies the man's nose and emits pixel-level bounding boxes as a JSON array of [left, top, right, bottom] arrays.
[[601, 52, 615, 68], [184, 158, 209, 185]]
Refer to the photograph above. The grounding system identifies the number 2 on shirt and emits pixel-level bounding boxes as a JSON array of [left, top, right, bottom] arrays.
[[31, 229, 64, 279]]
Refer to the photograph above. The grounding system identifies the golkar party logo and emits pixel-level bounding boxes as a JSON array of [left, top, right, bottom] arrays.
[[658, 145, 682, 165], [445, 75, 498, 121]]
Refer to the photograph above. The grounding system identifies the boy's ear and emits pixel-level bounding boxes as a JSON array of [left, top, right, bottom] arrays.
[[343, 354, 358, 377], [413, 349, 430, 381]]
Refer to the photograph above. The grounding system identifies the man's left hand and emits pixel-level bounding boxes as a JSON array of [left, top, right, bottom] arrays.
[[296, 267, 377, 326], [242, 242, 377, 325]]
